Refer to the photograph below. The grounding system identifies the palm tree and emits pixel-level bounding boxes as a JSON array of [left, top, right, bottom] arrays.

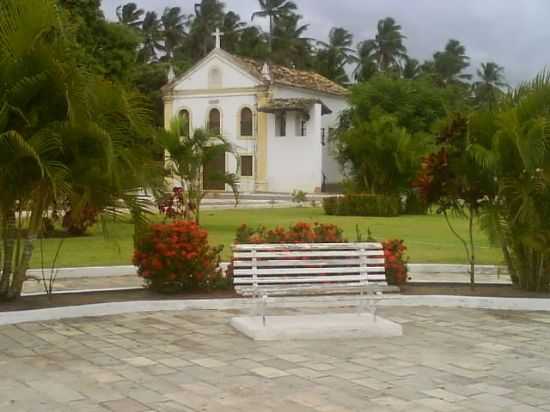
[[372, 17, 407, 72], [473, 62, 508, 108], [236, 26, 269, 59], [402, 57, 421, 80], [316, 27, 356, 83], [271, 13, 312, 69], [189, 0, 226, 59], [161, 7, 188, 60], [354, 40, 377, 82], [432, 39, 472, 85], [139, 11, 163, 63], [221, 11, 246, 54], [0, 0, 161, 299], [251, 0, 297, 52], [160, 118, 238, 224], [116, 2, 144, 28]]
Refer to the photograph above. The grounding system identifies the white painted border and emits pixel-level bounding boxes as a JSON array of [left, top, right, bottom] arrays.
[[29, 263, 505, 280], [1, 295, 549, 326]]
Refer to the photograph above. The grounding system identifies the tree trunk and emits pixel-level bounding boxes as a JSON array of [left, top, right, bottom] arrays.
[[468, 206, 476, 287], [9, 234, 34, 298], [0, 209, 16, 297]]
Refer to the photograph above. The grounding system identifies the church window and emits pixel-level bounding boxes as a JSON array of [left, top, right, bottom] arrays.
[[179, 109, 190, 137], [241, 155, 253, 177], [208, 67, 222, 89], [275, 112, 286, 137], [208, 108, 221, 135], [296, 115, 307, 137], [240, 108, 253, 137]]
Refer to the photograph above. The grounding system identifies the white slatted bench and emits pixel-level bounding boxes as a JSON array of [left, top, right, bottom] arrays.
[[232, 243, 389, 304]]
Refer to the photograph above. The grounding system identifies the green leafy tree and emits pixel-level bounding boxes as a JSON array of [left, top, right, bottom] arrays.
[[0, 0, 162, 299], [116, 2, 144, 28], [402, 57, 421, 80], [316, 27, 357, 84], [354, 40, 378, 82], [252, 0, 297, 52], [235, 26, 269, 59]]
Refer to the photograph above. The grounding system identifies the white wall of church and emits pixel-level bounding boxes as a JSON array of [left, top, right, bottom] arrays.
[[169, 93, 258, 191], [174, 55, 258, 91], [272, 86, 348, 188], [266, 103, 323, 193]]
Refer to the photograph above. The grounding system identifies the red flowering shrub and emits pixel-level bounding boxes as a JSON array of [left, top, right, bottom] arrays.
[[382, 239, 408, 285], [133, 221, 226, 293], [235, 222, 346, 244]]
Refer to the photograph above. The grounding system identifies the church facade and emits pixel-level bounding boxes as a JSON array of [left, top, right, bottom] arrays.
[[162, 37, 349, 194]]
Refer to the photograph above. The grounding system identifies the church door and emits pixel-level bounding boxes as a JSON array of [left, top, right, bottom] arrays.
[[203, 147, 226, 190]]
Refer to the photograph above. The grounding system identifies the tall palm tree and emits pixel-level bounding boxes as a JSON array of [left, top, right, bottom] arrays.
[[474, 62, 508, 107], [221, 11, 246, 54], [189, 0, 226, 59], [251, 0, 297, 52], [271, 13, 312, 69], [354, 39, 377, 82], [116, 2, 144, 28], [139, 11, 163, 63], [371, 17, 407, 72], [316, 27, 356, 84], [161, 7, 188, 60], [432, 39, 471, 85]]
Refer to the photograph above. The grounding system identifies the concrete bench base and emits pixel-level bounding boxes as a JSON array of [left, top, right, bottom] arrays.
[[230, 313, 403, 341]]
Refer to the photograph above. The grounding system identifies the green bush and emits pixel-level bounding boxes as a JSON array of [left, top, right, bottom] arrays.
[[402, 192, 428, 215], [322, 194, 401, 217]]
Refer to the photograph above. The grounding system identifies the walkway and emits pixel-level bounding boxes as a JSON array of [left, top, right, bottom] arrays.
[[0, 306, 549, 411]]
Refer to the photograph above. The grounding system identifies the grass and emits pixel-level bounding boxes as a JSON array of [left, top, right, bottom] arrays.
[[29, 207, 503, 269]]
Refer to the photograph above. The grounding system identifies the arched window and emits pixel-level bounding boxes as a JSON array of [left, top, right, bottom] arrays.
[[240, 108, 253, 137], [179, 109, 190, 137], [208, 108, 221, 135], [208, 67, 222, 89]]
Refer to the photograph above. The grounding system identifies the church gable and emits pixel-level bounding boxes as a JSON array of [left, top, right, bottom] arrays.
[[172, 51, 261, 92]]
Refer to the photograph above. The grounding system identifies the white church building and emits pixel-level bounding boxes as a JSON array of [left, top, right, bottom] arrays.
[[162, 30, 349, 193]]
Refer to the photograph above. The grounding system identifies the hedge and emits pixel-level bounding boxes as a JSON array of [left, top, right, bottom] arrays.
[[323, 194, 401, 217]]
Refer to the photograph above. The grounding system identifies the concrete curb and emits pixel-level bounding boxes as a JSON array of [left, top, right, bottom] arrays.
[[1, 295, 549, 326], [29, 263, 507, 280]]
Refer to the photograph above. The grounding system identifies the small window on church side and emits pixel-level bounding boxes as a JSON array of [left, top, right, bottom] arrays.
[[275, 112, 286, 137], [208, 108, 221, 135], [179, 109, 190, 137], [241, 155, 253, 177], [208, 67, 222, 89], [240, 108, 253, 137], [296, 115, 307, 137]]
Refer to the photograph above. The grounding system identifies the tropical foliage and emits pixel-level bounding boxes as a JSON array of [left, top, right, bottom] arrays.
[[159, 118, 239, 224], [0, 0, 162, 299]]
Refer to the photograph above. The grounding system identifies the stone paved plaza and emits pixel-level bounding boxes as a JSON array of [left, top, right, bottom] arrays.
[[1, 305, 549, 411]]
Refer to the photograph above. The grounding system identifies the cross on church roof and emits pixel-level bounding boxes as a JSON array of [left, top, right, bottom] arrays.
[[212, 28, 224, 49]]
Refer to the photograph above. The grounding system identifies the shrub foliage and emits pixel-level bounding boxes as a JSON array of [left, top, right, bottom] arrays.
[[133, 221, 226, 293], [323, 194, 401, 217]]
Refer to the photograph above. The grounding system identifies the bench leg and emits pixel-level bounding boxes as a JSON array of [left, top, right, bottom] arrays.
[[261, 294, 268, 327]]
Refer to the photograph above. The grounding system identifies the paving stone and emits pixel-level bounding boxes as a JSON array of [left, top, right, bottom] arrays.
[[1, 306, 548, 411]]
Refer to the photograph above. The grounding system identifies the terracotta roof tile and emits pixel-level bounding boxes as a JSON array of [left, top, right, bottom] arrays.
[[235, 57, 350, 97]]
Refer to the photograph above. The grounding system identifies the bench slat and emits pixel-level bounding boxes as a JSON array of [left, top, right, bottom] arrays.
[[232, 258, 386, 267], [234, 250, 383, 259], [233, 274, 387, 284], [233, 266, 385, 276], [233, 243, 382, 251]]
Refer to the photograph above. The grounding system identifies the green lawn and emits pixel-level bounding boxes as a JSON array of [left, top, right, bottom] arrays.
[[30, 207, 503, 269]]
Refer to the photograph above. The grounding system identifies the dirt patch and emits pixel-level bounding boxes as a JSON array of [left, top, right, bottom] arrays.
[[0, 289, 239, 312]]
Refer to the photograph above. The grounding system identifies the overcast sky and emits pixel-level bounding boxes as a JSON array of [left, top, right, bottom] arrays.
[[102, 0, 550, 86]]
